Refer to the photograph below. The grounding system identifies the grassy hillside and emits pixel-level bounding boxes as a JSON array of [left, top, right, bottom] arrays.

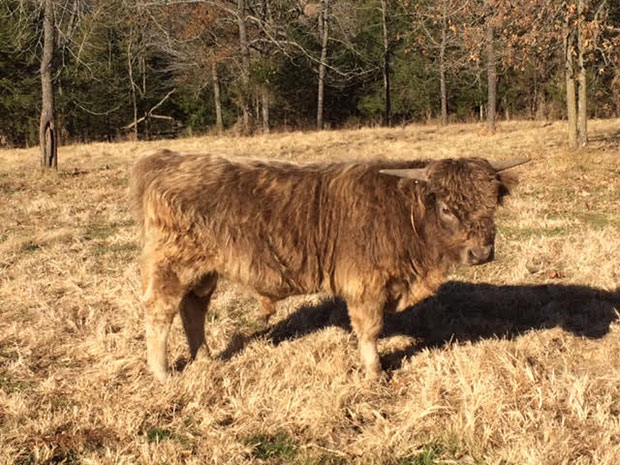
[[1, 120, 619, 464]]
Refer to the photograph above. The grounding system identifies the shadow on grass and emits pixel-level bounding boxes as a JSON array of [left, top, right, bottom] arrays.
[[219, 282, 620, 372]]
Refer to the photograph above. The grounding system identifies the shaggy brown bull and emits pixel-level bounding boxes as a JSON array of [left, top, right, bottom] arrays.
[[130, 150, 527, 380]]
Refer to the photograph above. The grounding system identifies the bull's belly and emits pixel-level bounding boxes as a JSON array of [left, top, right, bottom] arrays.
[[218, 263, 322, 300]]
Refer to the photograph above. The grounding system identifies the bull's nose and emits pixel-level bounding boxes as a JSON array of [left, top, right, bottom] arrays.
[[467, 245, 494, 265]]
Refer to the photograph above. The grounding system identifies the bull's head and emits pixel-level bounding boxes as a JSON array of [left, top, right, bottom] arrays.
[[381, 157, 529, 266]]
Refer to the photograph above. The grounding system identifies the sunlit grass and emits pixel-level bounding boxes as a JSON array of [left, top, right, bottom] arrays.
[[0, 119, 619, 464]]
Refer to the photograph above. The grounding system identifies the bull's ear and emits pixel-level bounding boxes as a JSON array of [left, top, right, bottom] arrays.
[[497, 171, 519, 197], [490, 158, 530, 172], [379, 167, 428, 182]]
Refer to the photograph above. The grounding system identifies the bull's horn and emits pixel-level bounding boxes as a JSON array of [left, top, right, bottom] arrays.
[[490, 158, 530, 172], [379, 168, 428, 181]]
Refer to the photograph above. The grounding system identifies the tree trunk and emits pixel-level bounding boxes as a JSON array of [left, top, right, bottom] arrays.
[[144, 111, 150, 139], [577, 0, 587, 146], [211, 61, 223, 134], [380, 0, 391, 127], [486, 18, 497, 133], [262, 89, 270, 133], [140, 54, 146, 95], [317, 0, 329, 130], [127, 29, 139, 141], [39, 0, 58, 169], [612, 73, 620, 117], [439, 0, 448, 126], [260, 0, 271, 134], [565, 25, 578, 149], [237, 0, 251, 134], [531, 75, 536, 118]]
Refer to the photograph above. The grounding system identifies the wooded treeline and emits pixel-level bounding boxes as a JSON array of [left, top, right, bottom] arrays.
[[1, 0, 619, 151]]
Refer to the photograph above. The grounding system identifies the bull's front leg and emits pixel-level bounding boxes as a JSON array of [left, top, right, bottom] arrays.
[[347, 300, 384, 380], [141, 263, 185, 381]]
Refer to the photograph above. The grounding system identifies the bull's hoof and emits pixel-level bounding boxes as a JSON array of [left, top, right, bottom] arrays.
[[362, 365, 385, 382], [148, 360, 170, 382], [151, 369, 169, 382], [193, 345, 211, 361]]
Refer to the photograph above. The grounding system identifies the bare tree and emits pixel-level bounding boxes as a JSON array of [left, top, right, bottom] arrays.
[[577, 0, 587, 146], [564, 0, 591, 148], [237, 0, 252, 133], [565, 9, 579, 149], [502, 0, 615, 148], [141, 0, 380, 133], [212, 60, 224, 133], [380, 0, 391, 126], [256, 0, 274, 133], [142, 1, 235, 134], [410, 0, 471, 125], [126, 25, 140, 140], [317, 0, 330, 130], [438, 0, 448, 125], [40, 0, 57, 168], [485, 0, 496, 132], [12, 0, 98, 165]]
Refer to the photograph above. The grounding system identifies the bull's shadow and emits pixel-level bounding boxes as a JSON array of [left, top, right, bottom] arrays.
[[219, 282, 620, 371]]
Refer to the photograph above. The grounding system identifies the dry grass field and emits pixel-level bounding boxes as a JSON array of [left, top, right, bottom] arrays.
[[1, 119, 619, 465]]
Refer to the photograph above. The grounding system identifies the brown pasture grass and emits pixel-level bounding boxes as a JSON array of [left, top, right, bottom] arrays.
[[0, 119, 619, 464]]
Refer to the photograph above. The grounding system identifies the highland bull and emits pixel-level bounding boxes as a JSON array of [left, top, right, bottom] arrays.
[[130, 150, 527, 380]]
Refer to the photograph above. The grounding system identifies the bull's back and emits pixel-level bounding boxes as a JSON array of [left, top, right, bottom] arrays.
[[132, 150, 329, 297], [131, 150, 425, 299], [204, 157, 329, 297]]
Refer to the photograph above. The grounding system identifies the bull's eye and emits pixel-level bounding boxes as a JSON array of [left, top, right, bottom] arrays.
[[438, 202, 458, 226], [438, 203, 454, 218]]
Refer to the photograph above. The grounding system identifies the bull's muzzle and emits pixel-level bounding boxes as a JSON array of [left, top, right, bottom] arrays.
[[465, 244, 494, 265]]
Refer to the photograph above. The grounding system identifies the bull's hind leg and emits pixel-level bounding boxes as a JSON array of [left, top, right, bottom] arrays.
[[141, 262, 186, 381], [347, 301, 384, 380], [180, 273, 218, 361]]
